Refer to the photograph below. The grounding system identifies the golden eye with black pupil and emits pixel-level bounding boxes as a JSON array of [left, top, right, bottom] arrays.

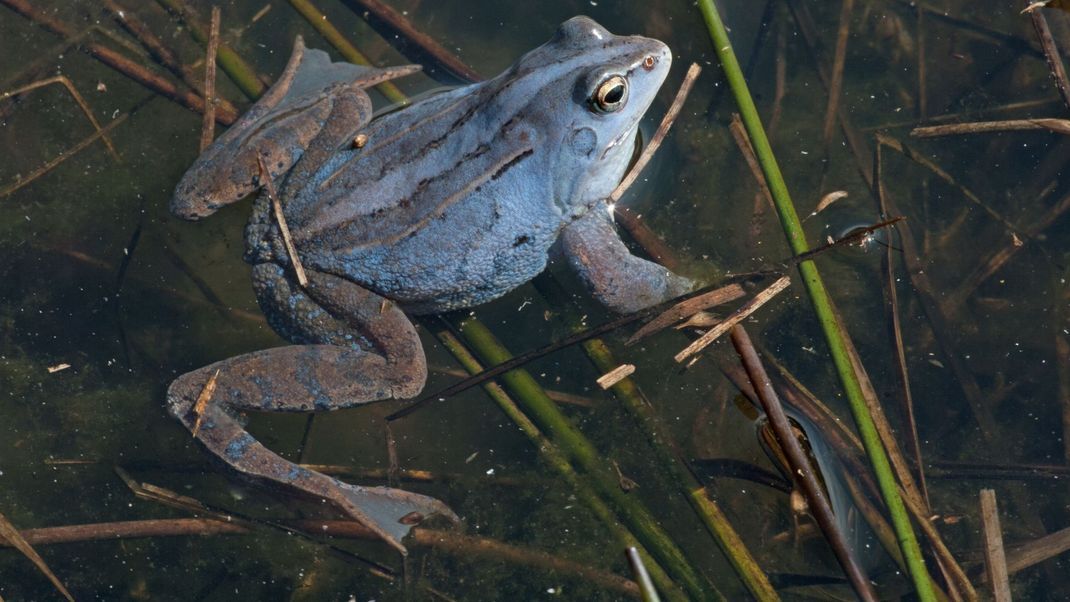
[[591, 75, 628, 113]]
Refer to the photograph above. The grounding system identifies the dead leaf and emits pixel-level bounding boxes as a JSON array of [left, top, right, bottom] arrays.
[[811, 190, 848, 217]]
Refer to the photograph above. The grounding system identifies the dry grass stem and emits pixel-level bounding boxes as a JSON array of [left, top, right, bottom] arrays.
[[608, 63, 702, 205], [874, 143, 929, 505], [199, 6, 221, 152], [1058, 336, 1070, 465], [343, 0, 483, 83], [0, 113, 128, 198], [729, 113, 775, 210], [979, 490, 1012, 601], [916, 7, 928, 118], [597, 364, 636, 390], [1, 518, 640, 597], [1006, 526, 1070, 574], [877, 133, 1024, 237], [627, 283, 745, 344], [0, 509, 74, 601], [674, 275, 790, 363], [1, 75, 119, 159], [258, 155, 308, 286], [952, 190, 1070, 304], [1027, 5, 1070, 110], [911, 119, 1070, 137], [190, 369, 220, 436], [0, 0, 238, 124], [822, 0, 855, 144]]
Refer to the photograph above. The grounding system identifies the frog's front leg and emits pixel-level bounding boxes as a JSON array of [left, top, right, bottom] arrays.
[[561, 209, 695, 314], [166, 267, 451, 553]]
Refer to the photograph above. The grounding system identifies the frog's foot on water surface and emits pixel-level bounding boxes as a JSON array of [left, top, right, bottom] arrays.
[[166, 344, 458, 554]]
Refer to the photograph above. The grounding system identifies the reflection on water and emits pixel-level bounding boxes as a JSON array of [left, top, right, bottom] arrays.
[[2, 0, 1069, 599]]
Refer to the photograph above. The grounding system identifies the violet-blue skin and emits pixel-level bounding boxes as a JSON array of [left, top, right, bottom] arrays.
[[167, 16, 692, 554]]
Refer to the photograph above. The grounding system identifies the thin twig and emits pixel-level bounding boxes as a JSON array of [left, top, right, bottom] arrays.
[[979, 490, 1012, 602], [341, 0, 483, 83], [608, 64, 702, 205], [674, 275, 790, 363], [626, 283, 745, 345], [911, 119, 1070, 137], [1058, 335, 1070, 466], [876, 133, 1025, 238], [199, 6, 221, 152], [916, 6, 927, 119], [190, 369, 219, 437], [1, 75, 119, 159], [874, 142, 929, 506], [822, 0, 855, 144], [258, 155, 308, 287], [1027, 5, 1070, 111], [597, 364, 636, 390], [1005, 526, 1070, 575], [730, 325, 878, 601], [0, 113, 128, 198]]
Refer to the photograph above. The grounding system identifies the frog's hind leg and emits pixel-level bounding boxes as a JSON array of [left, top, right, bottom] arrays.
[[166, 267, 446, 553], [171, 36, 420, 221]]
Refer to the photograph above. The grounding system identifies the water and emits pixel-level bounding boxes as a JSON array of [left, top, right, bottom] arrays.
[[2, 0, 1068, 599]]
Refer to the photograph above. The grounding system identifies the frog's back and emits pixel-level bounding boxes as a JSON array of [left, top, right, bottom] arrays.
[[248, 16, 670, 313]]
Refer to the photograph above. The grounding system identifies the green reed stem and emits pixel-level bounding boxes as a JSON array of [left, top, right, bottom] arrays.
[[455, 317, 718, 601], [154, 0, 266, 99], [693, 1, 936, 600], [286, 0, 409, 106], [436, 329, 688, 601]]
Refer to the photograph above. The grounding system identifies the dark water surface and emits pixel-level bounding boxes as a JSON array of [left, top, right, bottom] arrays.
[[2, 0, 1068, 599]]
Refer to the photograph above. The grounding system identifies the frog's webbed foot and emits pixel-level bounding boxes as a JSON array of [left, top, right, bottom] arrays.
[[561, 208, 695, 314], [167, 268, 451, 553], [171, 36, 420, 221]]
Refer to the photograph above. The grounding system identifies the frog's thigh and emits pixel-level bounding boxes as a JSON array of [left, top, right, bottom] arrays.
[[561, 210, 694, 314], [251, 263, 426, 397]]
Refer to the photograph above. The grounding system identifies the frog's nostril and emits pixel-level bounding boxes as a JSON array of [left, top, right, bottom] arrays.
[[642, 56, 656, 71]]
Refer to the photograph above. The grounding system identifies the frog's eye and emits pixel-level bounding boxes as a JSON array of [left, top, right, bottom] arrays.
[[591, 75, 628, 113]]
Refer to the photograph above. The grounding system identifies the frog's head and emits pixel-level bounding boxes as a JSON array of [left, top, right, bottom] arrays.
[[501, 16, 672, 215]]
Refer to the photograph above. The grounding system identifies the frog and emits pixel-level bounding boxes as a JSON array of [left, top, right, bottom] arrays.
[[167, 16, 694, 553]]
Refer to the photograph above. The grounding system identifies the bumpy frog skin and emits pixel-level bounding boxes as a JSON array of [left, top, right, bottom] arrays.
[[168, 16, 693, 552]]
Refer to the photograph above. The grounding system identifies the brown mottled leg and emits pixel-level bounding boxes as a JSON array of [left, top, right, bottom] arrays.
[[167, 269, 447, 553]]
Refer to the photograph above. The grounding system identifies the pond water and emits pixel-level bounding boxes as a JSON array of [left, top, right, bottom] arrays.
[[2, 0, 1068, 599]]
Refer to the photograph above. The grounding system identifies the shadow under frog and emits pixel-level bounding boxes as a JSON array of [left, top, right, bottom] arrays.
[[168, 16, 694, 553]]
